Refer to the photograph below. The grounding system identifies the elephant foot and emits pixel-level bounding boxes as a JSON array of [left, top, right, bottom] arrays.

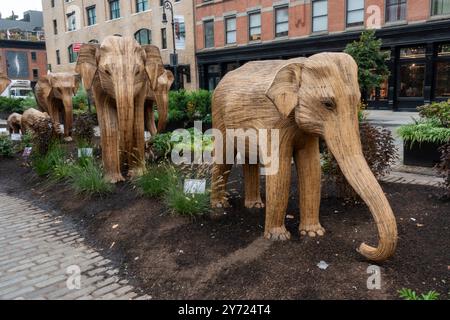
[[245, 199, 265, 209], [105, 173, 126, 184], [64, 136, 73, 142], [299, 223, 325, 237], [264, 226, 291, 241]]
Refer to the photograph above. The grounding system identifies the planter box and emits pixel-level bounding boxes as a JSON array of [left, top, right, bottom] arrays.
[[403, 140, 443, 167]]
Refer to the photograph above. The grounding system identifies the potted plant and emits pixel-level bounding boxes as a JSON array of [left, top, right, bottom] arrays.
[[73, 113, 96, 159], [398, 101, 450, 167]]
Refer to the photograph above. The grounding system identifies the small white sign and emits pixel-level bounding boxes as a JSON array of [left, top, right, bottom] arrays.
[[22, 147, 32, 158], [0, 128, 8, 135], [144, 131, 151, 142], [184, 179, 206, 194], [78, 148, 93, 158], [10, 133, 22, 141]]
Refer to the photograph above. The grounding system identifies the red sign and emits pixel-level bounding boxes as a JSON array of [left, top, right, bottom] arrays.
[[73, 43, 82, 52]]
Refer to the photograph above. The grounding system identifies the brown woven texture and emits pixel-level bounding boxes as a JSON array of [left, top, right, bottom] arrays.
[[211, 52, 397, 262], [7, 113, 22, 134]]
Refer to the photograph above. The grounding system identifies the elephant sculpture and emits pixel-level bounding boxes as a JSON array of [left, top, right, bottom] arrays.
[[211, 52, 398, 262], [7, 113, 22, 134], [35, 72, 80, 141], [21, 108, 51, 135], [144, 69, 174, 136], [0, 73, 11, 94], [75, 36, 168, 183]]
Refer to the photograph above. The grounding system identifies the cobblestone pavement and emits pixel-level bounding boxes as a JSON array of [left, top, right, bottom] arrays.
[[380, 171, 442, 186], [0, 193, 150, 300]]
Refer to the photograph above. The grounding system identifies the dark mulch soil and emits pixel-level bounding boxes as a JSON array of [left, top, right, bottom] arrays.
[[0, 155, 448, 300]]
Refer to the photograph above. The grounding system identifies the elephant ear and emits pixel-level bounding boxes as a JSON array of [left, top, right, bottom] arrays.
[[75, 44, 99, 90], [158, 70, 174, 90], [266, 63, 303, 118], [143, 45, 165, 91]]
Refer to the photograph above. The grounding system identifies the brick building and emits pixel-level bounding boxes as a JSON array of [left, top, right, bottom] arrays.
[[42, 0, 198, 90], [195, 0, 450, 110]]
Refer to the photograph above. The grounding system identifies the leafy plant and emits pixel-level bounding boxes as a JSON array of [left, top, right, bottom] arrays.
[[67, 158, 113, 196], [0, 135, 14, 157], [73, 113, 96, 148], [436, 143, 450, 200], [323, 121, 398, 199], [134, 164, 177, 197], [398, 288, 440, 300], [167, 90, 212, 125], [417, 100, 450, 128], [344, 30, 390, 102], [31, 142, 66, 177], [165, 183, 210, 217], [398, 120, 450, 146], [0, 97, 24, 113]]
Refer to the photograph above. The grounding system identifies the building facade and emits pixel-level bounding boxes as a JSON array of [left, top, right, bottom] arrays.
[[42, 0, 198, 90], [0, 11, 47, 85], [195, 0, 450, 110]]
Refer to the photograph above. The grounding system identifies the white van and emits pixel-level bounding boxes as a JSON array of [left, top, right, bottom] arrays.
[[1, 80, 33, 99]]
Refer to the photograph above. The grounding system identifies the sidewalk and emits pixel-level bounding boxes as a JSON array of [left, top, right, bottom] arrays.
[[0, 193, 151, 300]]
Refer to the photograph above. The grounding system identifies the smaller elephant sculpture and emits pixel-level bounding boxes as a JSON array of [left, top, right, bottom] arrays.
[[7, 113, 22, 134], [21, 108, 52, 135], [35, 72, 80, 141], [0, 73, 11, 94], [144, 69, 174, 136]]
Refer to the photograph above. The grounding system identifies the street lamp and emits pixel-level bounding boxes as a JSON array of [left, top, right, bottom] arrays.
[[162, 0, 178, 90]]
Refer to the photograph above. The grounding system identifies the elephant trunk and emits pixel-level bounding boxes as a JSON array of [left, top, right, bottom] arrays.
[[62, 95, 73, 139], [155, 93, 168, 133], [325, 124, 397, 262], [116, 84, 136, 169]]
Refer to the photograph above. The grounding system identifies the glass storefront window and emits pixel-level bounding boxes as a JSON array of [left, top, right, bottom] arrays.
[[436, 62, 450, 98], [399, 63, 425, 98], [400, 46, 426, 59], [438, 43, 450, 57], [369, 79, 389, 101]]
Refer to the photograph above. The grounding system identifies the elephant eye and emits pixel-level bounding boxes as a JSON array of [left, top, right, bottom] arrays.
[[322, 98, 336, 110]]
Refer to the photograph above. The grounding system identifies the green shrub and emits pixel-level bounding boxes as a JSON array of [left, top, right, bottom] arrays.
[[73, 86, 89, 110], [20, 95, 37, 110], [167, 90, 212, 124], [165, 182, 210, 217], [398, 120, 450, 146], [31, 142, 66, 177], [0, 97, 24, 113], [50, 160, 74, 182], [417, 100, 450, 128], [398, 288, 440, 301], [73, 113, 96, 147], [68, 159, 113, 196], [134, 165, 177, 197], [436, 143, 450, 200], [0, 135, 14, 157]]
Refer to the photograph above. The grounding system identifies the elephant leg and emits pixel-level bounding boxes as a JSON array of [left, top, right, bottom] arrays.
[[63, 103, 73, 142], [129, 100, 146, 178], [243, 164, 264, 209], [264, 143, 292, 241], [145, 100, 157, 136], [211, 163, 233, 208], [96, 95, 124, 183], [294, 136, 325, 237]]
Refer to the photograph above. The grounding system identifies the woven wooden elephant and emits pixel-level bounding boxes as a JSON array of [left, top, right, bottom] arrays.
[[35, 72, 80, 141], [0, 73, 11, 94], [211, 52, 397, 262], [75, 36, 168, 183], [7, 113, 22, 134], [21, 108, 51, 135]]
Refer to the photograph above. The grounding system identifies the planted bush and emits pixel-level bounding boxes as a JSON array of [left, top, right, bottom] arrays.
[[165, 183, 210, 217], [398, 119, 450, 146], [436, 143, 450, 200], [67, 158, 113, 196], [0, 135, 14, 157], [134, 165, 177, 197], [323, 121, 398, 199], [168, 90, 212, 125], [31, 142, 66, 177], [73, 113, 96, 148]]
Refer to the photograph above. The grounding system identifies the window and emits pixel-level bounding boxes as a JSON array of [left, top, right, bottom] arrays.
[[86, 6, 96, 26], [33, 69, 39, 79], [436, 44, 450, 98], [398, 46, 426, 98], [51, 0, 55, 8], [400, 46, 426, 59], [56, 50, 61, 65], [68, 45, 78, 63], [225, 17, 236, 44], [135, 29, 151, 45], [136, 0, 149, 12], [386, 0, 406, 22], [249, 11, 261, 41], [346, 0, 364, 27], [67, 12, 76, 31], [275, 6, 289, 37], [204, 20, 214, 48], [312, 0, 328, 32], [432, 0, 450, 15], [31, 52, 37, 61], [161, 28, 167, 49], [53, 19, 58, 35], [109, 0, 121, 20]]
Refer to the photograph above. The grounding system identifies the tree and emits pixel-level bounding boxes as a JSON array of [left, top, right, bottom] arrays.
[[344, 30, 390, 102]]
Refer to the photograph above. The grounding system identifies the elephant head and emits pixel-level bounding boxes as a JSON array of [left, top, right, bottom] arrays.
[[75, 36, 165, 181], [35, 73, 80, 140], [266, 52, 397, 262], [0, 73, 11, 94]]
